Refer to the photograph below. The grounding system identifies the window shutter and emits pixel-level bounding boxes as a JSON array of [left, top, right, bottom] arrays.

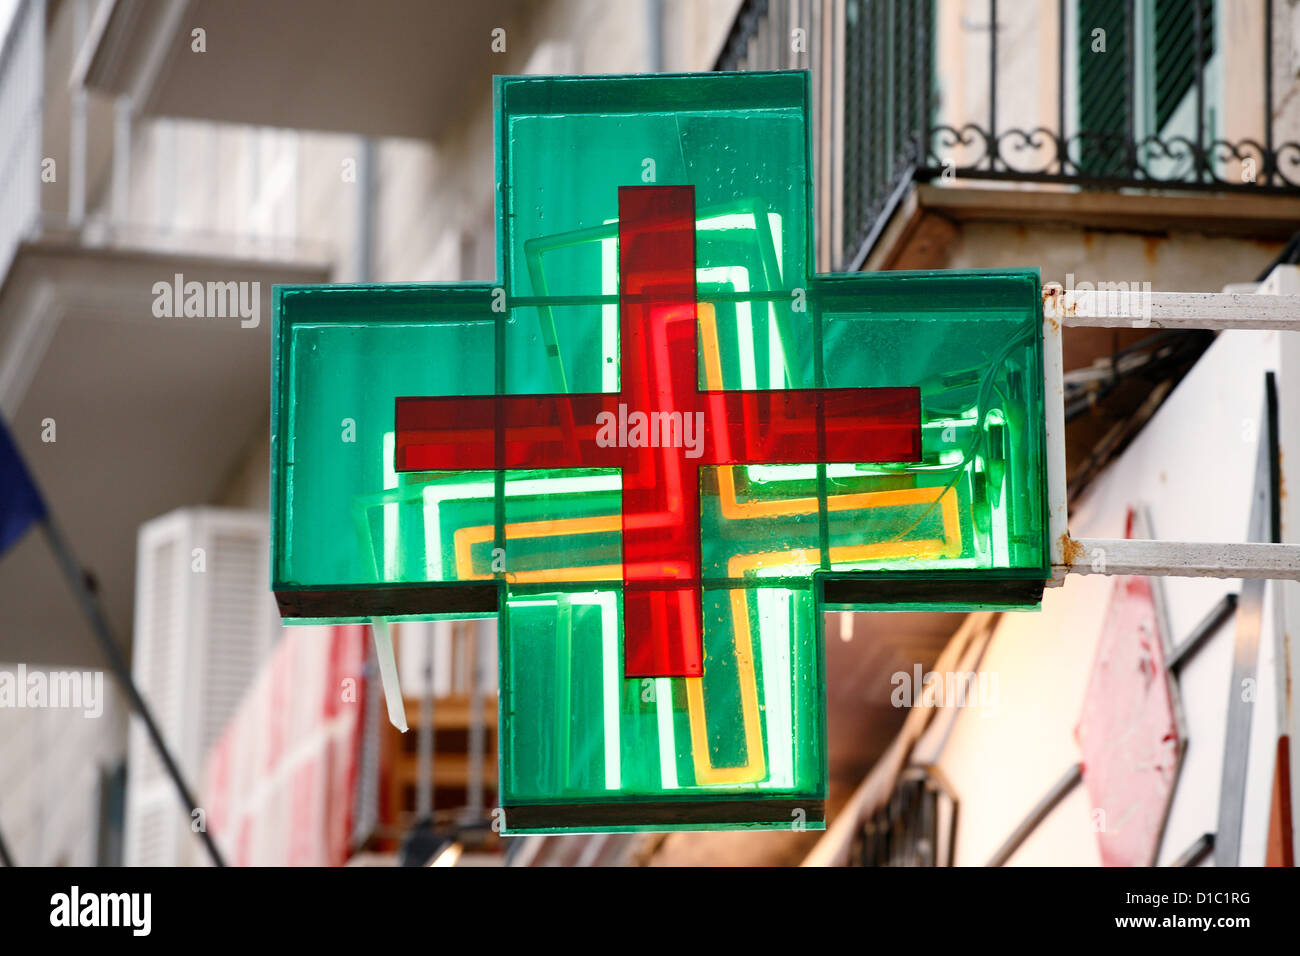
[[1077, 0, 1131, 177], [1153, 0, 1214, 132], [124, 508, 276, 866]]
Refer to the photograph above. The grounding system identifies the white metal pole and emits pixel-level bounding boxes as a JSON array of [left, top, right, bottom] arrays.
[[1042, 309, 1068, 585], [1052, 288, 1300, 332], [1043, 282, 1300, 582], [1056, 539, 1300, 580]]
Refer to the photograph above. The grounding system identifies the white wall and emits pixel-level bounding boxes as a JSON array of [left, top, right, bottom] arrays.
[[0, 671, 125, 865], [935, 330, 1289, 866]]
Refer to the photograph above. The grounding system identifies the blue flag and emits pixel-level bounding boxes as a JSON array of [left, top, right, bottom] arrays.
[[0, 416, 46, 555]]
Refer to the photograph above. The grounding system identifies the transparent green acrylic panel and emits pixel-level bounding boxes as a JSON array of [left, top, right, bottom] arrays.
[[500, 583, 825, 832], [272, 285, 498, 598], [816, 270, 1048, 584]]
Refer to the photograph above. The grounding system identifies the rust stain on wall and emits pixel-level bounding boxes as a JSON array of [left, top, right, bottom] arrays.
[[1141, 235, 1163, 266]]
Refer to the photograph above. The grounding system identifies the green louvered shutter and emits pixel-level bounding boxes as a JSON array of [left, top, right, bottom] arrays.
[[1077, 0, 1130, 178], [1153, 0, 1214, 132]]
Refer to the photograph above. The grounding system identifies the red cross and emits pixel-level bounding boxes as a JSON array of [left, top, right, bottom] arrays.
[[395, 186, 920, 677]]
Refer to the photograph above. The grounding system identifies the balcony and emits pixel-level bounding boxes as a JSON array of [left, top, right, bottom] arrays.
[[716, 0, 1300, 271], [0, 0, 331, 668], [76, 0, 537, 139]]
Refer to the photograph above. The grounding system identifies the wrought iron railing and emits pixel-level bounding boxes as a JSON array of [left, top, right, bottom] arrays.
[[717, 0, 1300, 271], [851, 767, 957, 866]]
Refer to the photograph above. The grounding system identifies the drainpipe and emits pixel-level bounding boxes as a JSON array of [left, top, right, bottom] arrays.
[[111, 96, 131, 227], [646, 0, 664, 73], [355, 136, 375, 281], [68, 0, 89, 227], [416, 626, 435, 820]]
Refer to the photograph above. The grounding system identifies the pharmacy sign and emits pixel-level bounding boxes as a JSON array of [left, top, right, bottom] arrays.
[[271, 72, 1049, 832]]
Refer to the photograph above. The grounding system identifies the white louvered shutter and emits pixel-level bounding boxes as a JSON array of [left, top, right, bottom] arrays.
[[124, 508, 276, 866]]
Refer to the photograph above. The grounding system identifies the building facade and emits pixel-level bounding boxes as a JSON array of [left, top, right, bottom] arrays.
[[1, 0, 1297, 865]]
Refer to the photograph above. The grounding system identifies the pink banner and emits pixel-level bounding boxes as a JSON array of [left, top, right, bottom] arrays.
[[1076, 513, 1181, 867], [203, 625, 369, 866]]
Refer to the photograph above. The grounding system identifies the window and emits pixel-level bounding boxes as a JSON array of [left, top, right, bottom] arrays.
[[1075, 0, 1218, 179]]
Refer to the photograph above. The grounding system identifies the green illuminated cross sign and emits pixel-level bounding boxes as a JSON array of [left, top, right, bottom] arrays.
[[271, 72, 1049, 833]]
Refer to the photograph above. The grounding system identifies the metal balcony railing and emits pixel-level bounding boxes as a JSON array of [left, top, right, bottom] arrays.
[[717, 0, 1300, 271], [852, 767, 956, 866]]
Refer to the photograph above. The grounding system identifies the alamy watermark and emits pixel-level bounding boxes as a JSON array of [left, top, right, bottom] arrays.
[[1043, 272, 1153, 327], [891, 664, 998, 715], [595, 404, 705, 459], [0, 665, 104, 718], [152, 273, 260, 328], [50, 886, 150, 936]]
